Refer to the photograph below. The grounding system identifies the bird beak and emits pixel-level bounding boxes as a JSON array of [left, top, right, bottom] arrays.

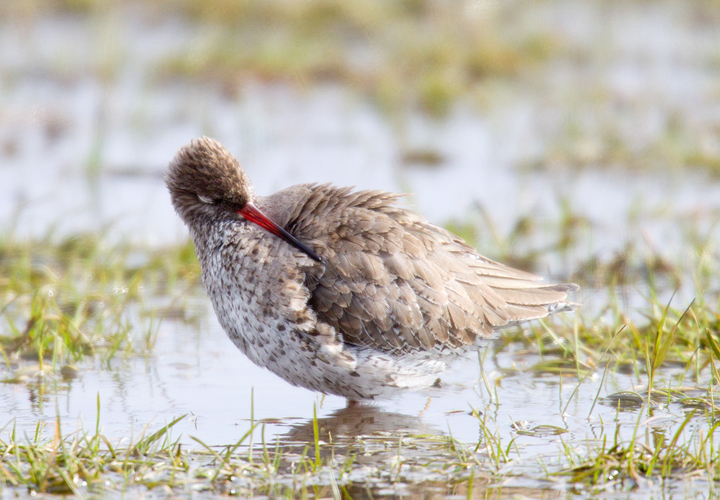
[[238, 203, 322, 263]]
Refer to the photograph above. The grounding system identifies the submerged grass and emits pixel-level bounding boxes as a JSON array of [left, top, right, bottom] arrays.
[[555, 314, 720, 490], [0, 233, 201, 382], [562, 402, 720, 489], [0, 408, 188, 495], [448, 198, 720, 382], [0, 402, 491, 498], [449, 202, 720, 492]]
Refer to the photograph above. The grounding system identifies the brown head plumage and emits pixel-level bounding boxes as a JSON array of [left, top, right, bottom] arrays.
[[165, 137, 255, 226], [166, 137, 322, 261]]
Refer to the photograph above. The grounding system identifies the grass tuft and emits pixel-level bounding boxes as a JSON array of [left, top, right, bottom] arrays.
[[0, 234, 201, 382]]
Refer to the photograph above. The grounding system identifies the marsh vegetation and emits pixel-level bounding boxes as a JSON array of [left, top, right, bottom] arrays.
[[1, 0, 720, 498]]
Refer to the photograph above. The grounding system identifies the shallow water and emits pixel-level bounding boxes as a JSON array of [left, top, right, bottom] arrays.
[[0, 306, 666, 457], [2, 309, 714, 498], [1, 0, 720, 497]]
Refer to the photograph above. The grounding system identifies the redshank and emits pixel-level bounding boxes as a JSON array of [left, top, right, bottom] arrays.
[[166, 137, 578, 400]]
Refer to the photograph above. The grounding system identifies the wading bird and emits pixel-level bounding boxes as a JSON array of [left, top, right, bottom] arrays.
[[166, 137, 577, 401]]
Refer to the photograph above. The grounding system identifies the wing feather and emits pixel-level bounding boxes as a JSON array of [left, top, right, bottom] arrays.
[[272, 184, 577, 354]]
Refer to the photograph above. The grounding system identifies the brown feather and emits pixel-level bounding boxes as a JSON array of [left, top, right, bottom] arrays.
[[269, 184, 577, 354]]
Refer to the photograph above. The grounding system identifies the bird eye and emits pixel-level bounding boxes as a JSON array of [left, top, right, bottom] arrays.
[[198, 194, 214, 204]]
